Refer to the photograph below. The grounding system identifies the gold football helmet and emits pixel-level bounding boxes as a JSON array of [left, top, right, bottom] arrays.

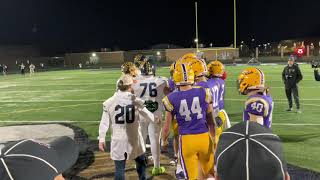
[[190, 58, 208, 77], [173, 63, 194, 86], [208, 60, 225, 77], [237, 67, 265, 95]]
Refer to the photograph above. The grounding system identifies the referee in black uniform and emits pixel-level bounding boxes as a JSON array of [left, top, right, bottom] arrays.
[[282, 56, 303, 113]]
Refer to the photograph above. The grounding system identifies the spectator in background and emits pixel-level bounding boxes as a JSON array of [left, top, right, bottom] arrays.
[[79, 63, 82, 69], [215, 121, 291, 180], [0, 65, 3, 75], [0, 136, 79, 180], [20, 63, 25, 75], [314, 68, 320, 81], [3, 64, 8, 76], [29, 63, 36, 76], [282, 56, 303, 113]]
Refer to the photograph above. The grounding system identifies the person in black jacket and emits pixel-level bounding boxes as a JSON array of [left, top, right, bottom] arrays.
[[314, 68, 320, 81], [282, 56, 303, 113]]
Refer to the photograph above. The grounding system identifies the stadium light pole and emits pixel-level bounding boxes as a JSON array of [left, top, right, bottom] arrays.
[[195, 1, 199, 52], [234, 0, 237, 49]]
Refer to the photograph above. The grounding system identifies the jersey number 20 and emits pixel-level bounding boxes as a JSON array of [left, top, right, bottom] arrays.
[[115, 105, 135, 124], [179, 97, 203, 121]]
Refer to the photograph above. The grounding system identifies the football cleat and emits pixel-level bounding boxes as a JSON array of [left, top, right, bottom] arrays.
[[152, 166, 166, 176], [237, 67, 265, 95]]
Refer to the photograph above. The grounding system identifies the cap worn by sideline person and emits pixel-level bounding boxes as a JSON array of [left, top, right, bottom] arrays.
[[215, 121, 290, 180], [119, 74, 134, 86], [0, 136, 79, 180], [288, 55, 296, 61]]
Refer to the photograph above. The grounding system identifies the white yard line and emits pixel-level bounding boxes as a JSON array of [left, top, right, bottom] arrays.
[[229, 122, 320, 126], [0, 100, 103, 103], [0, 102, 100, 115], [1, 121, 320, 126], [0, 120, 100, 123], [0, 89, 114, 93], [225, 98, 320, 101]]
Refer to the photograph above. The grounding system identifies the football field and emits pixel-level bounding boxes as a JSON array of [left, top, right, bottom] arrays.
[[0, 64, 320, 173]]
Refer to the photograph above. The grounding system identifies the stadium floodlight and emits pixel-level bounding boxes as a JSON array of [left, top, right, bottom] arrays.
[[92, 53, 96, 57], [156, 51, 161, 56]]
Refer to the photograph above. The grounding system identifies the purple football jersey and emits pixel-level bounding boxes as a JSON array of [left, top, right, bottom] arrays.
[[216, 78, 225, 110], [206, 78, 220, 111], [243, 94, 274, 128], [163, 87, 211, 135], [168, 78, 176, 92], [195, 81, 209, 89]]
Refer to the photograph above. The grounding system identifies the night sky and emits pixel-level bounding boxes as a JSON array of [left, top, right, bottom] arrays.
[[1, 0, 320, 54]]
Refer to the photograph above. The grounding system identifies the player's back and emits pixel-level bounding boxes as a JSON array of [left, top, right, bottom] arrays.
[[168, 78, 176, 92], [216, 78, 226, 109], [164, 87, 211, 135], [195, 80, 209, 89], [103, 92, 141, 142], [206, 78, 221, 113], [243, 93, 274, 128], [132, 75, 168, 115]]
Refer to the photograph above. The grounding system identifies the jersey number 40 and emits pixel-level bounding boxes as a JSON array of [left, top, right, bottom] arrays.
[[115, 105, 135, 124], [179, 97, 203, 121]]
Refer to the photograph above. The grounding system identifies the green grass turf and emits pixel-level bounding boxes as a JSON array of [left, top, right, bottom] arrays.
[[0, 64, 320, 172]]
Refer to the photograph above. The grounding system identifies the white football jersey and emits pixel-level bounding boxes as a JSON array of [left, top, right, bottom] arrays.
[[132, 75, 168, 118], [99, 91, 155, 160]]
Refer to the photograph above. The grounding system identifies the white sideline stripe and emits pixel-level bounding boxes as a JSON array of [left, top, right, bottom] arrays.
[[1, 121, 320, 126]]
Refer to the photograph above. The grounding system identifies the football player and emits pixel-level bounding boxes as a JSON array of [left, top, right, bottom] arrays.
[[121, 62, 139, 78], [237, 67, 274, 128], [162, 63, 215, 180], [132, 61, 168, 176], [98, 74, 156, 180], [207, 60, 231, 144]]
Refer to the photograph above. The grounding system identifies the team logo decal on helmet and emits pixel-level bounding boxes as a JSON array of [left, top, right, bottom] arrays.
[[173, 63, 194, 85]]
